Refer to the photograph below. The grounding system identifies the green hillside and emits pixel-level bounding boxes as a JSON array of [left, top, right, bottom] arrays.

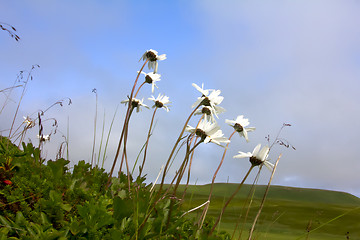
[[170, 183, 360, 239], [180, 183, 360, 206]]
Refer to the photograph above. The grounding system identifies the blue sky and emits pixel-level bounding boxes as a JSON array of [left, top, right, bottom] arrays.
[[1, 1, 360, 197]]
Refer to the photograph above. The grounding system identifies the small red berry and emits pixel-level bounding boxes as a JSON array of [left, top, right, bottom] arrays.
[[3, 180, 12, 185]]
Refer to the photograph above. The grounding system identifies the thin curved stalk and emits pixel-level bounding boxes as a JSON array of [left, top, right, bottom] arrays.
[[198, 130, 236, 229], [107, 60, 148, 187], [248, 154, 282, 240], [139, 107, 158, 177], [157, 103, 202, 194], [210, 165, 254, 235]]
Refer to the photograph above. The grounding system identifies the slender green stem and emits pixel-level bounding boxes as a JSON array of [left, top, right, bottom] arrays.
[[9, 66, 37, 138], [91, 89, 98, 168], [107, 60, 148, 187], [235, 167, 262, 240], [139, 107, 158, 177], [119, 108, 134, 192], [174, 138, 203, 193], [102, 104, 119, 168], [198, 130, 236, 229], [157, 103, 202, 195], [96, 109, 106, 167], [134, 81, 146, 98], [66, 116, 70, 161], [210, 165, 254, 235], [248, 154, 282, 239], [166, 138, 203, 229], [136, 104, 202, 236], [183, 114, 205, 199]]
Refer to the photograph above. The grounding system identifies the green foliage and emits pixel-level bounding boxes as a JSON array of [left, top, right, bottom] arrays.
[[0, 137, 229, 239]]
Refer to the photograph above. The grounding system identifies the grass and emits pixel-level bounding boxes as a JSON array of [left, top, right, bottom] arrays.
[[172, 183, 360, 239]]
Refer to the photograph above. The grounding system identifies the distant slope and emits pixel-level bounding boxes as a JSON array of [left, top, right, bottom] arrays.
[[174, 183, 360, 206], [170, 183, 360, 239]]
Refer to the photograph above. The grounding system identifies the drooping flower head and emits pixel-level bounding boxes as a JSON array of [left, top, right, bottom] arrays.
[[186, 118, 230, 147], [225, 115, 255, 142], [37, 134, 50, 142], [194, 105, 226, 123], [192, 83, 212, 97], [141, 49, 166, 73], [233, 144, 274, 171], [149, 94, 171, 112], [121, 97, 149, 113], [191, 83, 225, 119], [23, 116, 35, 128], [140, 71, 161, 93]]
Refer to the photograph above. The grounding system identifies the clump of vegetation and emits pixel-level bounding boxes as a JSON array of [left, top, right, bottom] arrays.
[[0, 136, 232, 239]]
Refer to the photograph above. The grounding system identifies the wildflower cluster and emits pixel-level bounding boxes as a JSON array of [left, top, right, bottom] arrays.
[[104, 49, 292, 237], [1, 47, 293, 239]]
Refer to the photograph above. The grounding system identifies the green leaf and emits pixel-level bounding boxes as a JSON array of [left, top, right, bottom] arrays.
[[113, 196, 133, 222], [49, 190, 61, 202], [117, 189, 127, 199], [47, 158, 70, 179], [0, 216, 12, 228], [15, 211, 26, 226], [69, 220, 81, 235], [60, 203, 72, 212]]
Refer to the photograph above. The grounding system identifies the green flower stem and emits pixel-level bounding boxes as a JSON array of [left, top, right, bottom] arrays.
[[91, 89, 98, 168], [137, 104, 202, 236], [174, 138, 203, 193], [248, 154, 282, 239], [107, 59, 148, 188], [210, 165, 254, 235], [198, 130, 236, 229], [139, 107, 158, 177], [157, 103, 202, 195], [102, 104, 119, 168], [166, 138, 203, 229], [183, 114, 205, 199], [119, 107, 134, 191], [9, 65, 37, 139], [133, 81, 146, 98]]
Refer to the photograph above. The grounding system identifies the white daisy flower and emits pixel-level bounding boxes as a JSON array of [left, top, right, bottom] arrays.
[[194, 105, 226, 123], [121, 97, 149, 113], [37, 134, 50, 142], [149, 94, 171, 112], [186, 118, 230, 147], [140, 71, 161, 93], [233, 144, 274, 171], [192, 83, 212, 97], [225, 115, 255, 142], [23, 116, 35, 128], [191, 85, 224, 119], [141, 49, 166, 73]]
